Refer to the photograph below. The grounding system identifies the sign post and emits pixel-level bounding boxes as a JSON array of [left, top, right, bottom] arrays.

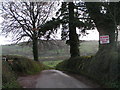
[[100, 35, 110, 44]]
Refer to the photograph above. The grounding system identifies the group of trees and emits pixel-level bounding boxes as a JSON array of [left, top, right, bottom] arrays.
[[1, 1, 120, 62]]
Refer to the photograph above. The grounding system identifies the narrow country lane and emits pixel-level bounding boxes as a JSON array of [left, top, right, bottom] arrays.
[[18, 70, 100, 88]]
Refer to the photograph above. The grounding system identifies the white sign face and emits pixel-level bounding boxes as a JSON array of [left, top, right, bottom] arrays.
[[100, 35, 110, 44]]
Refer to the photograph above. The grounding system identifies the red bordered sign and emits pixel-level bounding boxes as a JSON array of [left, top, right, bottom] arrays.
[[100, 35, 110, 44]]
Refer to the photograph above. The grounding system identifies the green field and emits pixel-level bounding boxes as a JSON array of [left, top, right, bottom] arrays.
[[80, 41, 98, 56], [42, 60, 63, 68], [2, 40, 99, 61]]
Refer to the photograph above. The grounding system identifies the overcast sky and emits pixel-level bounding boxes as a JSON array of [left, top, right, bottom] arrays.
[[0, 3, 101, 46], [0, 15, 100, 45], [1, 18, 120, 45], [1, 14, 120, 45], [0, 2, 100, 45]]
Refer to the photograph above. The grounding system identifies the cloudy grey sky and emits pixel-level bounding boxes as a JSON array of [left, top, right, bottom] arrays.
[[0, 14, 99, 45], [3, 1, 120, 45], [1, 12, 120, 45], [0, 1, 101, 45]]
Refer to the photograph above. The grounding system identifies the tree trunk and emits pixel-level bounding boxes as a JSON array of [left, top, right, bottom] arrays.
[[85, 2, 117, 50], [96, 25, 118, 81], [98, 22, 116, 52], [68, 2, 80, 58], [32, 37, 39, 61]]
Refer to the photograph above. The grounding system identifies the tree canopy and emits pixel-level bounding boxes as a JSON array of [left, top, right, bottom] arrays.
[[1, 2, 54, 42], [41, 2, 95, 57], [1, 1, 55, 61]]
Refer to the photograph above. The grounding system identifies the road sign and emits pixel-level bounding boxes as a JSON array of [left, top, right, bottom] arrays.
[[100, 35, 110, 44]]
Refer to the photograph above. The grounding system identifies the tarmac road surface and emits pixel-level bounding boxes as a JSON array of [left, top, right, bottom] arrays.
[[18, 70, 100, 88]]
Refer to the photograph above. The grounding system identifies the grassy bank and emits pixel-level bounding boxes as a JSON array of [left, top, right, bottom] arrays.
[[56, 55, 119, 88], [2, 55, 49, 88]]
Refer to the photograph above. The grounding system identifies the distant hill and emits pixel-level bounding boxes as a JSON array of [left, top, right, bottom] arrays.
[[2, 40, 99, 61], [2, 40, 70, 60]]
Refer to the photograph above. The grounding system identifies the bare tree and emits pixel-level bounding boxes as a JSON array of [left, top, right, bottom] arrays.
[[1, 1, 55, 61]]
